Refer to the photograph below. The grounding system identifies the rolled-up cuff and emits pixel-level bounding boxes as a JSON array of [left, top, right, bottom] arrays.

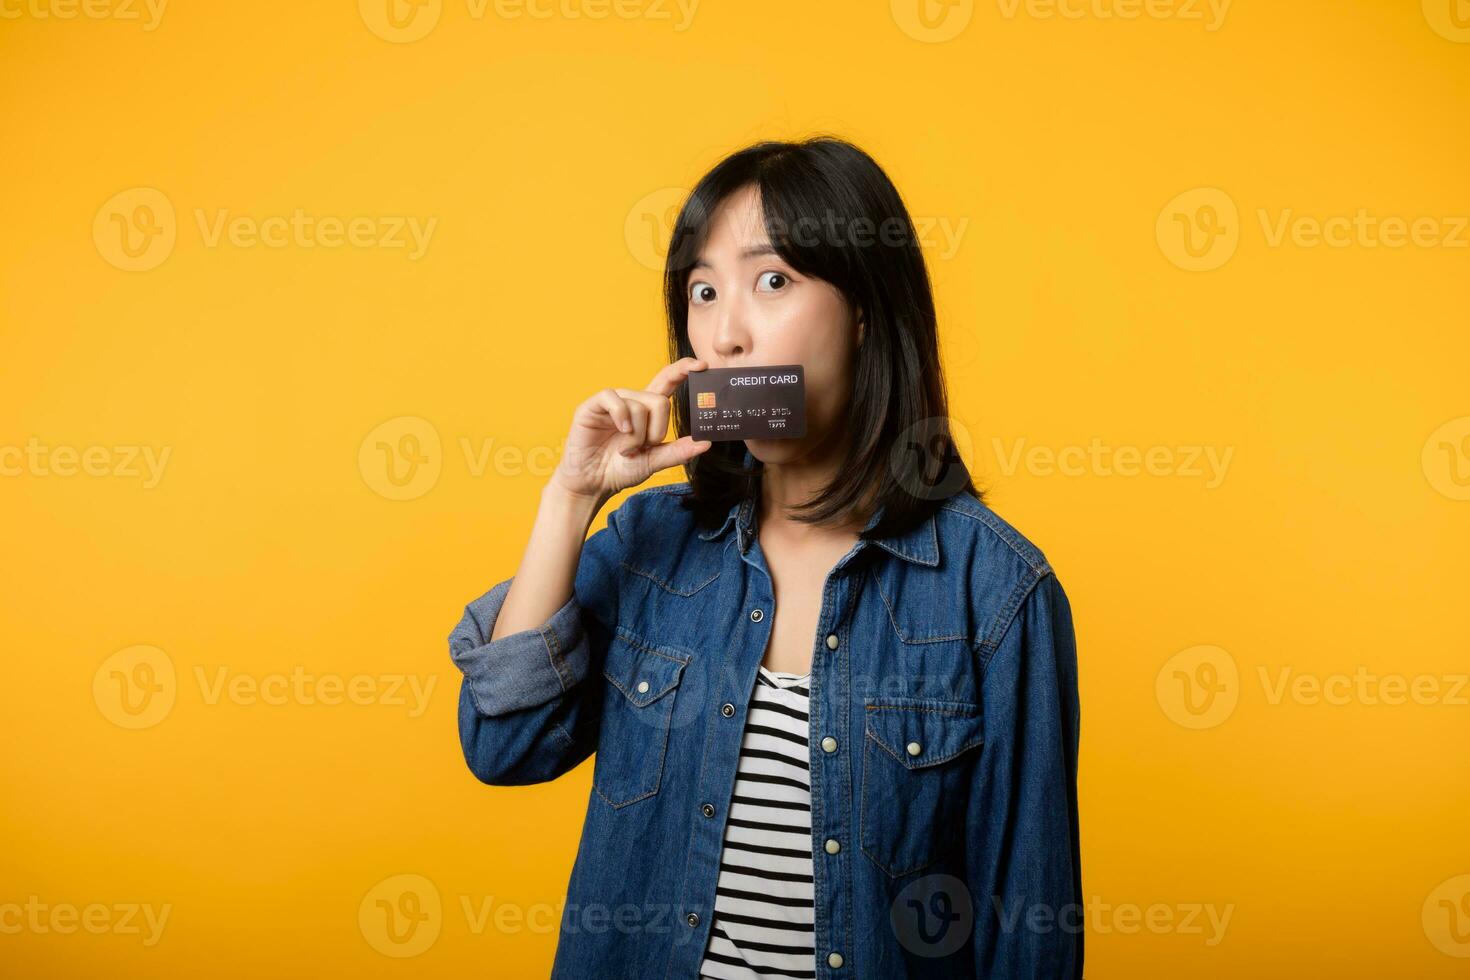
[[448, 577, 590, 716]]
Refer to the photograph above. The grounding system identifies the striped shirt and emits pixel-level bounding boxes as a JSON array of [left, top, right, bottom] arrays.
[[699, 664, 816, 980]]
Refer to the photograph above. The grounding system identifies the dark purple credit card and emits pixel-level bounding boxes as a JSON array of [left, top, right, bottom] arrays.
[[687, 364, 807, 442]]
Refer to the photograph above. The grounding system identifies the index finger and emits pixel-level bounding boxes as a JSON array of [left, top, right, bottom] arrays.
[[643, 356, 708, 397]]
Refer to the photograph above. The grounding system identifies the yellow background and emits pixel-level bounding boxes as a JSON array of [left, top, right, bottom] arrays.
[[3, 0, 1468, 976]]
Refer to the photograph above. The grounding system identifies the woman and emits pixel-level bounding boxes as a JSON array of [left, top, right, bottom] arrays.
[[450, 137, 1082, 979]]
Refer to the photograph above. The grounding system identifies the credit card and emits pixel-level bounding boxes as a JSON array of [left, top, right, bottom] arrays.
[[687, 364, 807, 442]]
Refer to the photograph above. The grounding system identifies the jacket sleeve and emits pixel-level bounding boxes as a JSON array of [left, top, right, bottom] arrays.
[[448, 499, 628, 786], [971, 571, 1083, 979]]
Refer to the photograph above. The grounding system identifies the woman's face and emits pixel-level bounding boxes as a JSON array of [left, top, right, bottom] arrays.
[[684, 184, 862, 467]]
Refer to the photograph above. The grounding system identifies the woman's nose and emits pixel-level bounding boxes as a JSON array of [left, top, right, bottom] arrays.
[[712, 306, 751, 358]]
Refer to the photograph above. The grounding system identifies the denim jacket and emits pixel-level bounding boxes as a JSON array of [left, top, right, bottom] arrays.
[[449, 457, 1082, 979]]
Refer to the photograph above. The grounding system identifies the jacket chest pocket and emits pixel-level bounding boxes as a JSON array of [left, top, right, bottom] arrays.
[[860, 697, 985, 877], [592, 625, 691, 809]]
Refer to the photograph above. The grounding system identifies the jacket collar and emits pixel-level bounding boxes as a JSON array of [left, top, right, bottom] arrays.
[[695, 447, 940, 567]]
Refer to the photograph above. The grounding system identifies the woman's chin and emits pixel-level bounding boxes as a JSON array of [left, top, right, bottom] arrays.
[[745, 438, 811, 465]]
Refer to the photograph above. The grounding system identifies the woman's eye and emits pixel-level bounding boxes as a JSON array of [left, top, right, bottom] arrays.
[[757, 271, 789, 292], [689, 281, 716, 306]]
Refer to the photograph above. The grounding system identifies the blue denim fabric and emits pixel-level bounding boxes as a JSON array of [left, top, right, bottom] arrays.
[[449, 452, 1082, 979]]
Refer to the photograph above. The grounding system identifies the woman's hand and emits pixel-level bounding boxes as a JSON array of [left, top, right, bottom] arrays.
[[548, 356, 714, 504]]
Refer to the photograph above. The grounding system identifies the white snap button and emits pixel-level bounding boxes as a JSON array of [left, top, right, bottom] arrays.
[[750, 608, 763, 622], [826, 633, 838, 650], [636, 680, 649, 694], [828, 951, 844, 968], [821, 736, 838, 753], [906, 741, 922, 756], [824, 838, 840, 854]]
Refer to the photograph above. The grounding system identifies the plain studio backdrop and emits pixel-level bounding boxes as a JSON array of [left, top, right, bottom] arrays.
[[1, 1, 1467, 977]]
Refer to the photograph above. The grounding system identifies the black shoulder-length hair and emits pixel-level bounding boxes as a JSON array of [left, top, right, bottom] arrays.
[[665, 135, 979, 540]]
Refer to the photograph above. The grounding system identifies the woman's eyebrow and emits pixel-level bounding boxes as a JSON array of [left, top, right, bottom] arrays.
[[690, 244, 779, 271]]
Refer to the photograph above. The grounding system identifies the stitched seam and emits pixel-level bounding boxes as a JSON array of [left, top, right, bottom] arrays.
[[865, 728, 985, 768], [593, 781, 658, 809], [865, 701, 979, 714], [539, 620, 570, 693], [808, 590, 825, 969], [601, 660, 684, 705], [859, 735, 874, 875], [858, 738, 948, 879], [872, 513, 941, 567], [939, 500, 1052, 576], [838, 603, 853, 970], [975, 571, 1048, 671], [618, 559, 722, 597], [870, 568, 967, 644], [613, 627, 693, 664], [463, 675, 492, 718], [669, 634, 726, 970]]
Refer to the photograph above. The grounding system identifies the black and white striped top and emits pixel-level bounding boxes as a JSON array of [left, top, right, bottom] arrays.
[[699, 664, 816, 980]]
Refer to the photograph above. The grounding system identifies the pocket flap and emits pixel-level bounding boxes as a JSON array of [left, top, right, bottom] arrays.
[[864, 697, 984, 769], [602, 625, 691, 708]]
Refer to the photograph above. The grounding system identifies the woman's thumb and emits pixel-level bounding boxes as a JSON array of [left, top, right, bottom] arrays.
[[642, 435, 712, 475]]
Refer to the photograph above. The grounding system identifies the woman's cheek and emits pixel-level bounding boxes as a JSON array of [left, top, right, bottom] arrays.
[[806, 369, 849, 433]]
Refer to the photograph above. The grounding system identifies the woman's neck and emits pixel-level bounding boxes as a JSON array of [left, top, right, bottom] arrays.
[[756, 434, 869, 540]]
